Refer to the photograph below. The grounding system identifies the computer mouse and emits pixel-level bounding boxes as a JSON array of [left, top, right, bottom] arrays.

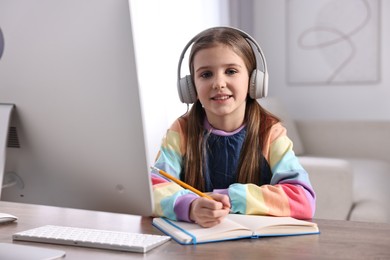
[[0, 213, 18, 224]]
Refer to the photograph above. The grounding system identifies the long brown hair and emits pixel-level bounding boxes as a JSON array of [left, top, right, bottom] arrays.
[[183, 28, 279, 191]]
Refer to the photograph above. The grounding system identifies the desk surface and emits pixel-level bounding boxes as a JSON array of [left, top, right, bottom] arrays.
[[1, 201, 390, 259]]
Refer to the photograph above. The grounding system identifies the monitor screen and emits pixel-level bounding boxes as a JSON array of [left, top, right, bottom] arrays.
[[0, 0, 154, 216]]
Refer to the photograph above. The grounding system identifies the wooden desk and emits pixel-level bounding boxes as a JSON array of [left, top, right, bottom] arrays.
[[1, 201, 390, 259]]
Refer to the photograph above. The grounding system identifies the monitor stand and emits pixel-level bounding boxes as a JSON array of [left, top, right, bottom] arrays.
[[0, 103, 14, 197], [1, 105, 65, 259], [0, 104, 15, 220]]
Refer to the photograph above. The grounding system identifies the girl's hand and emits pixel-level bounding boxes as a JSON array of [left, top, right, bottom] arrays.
[[189, 193, 231, 228]]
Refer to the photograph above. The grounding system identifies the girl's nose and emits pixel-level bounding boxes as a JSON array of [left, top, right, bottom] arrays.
[[212, 74, 226, 90]]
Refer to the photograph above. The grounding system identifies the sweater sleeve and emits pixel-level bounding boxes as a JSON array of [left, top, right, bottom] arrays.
[[226, 123, 316, 219], [151, 117, 198, 221]]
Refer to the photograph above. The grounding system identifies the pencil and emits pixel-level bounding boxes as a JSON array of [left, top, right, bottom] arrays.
[[150, 166, 214, 200]]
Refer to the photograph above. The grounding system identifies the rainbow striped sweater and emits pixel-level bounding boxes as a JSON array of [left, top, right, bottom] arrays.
[[151, 116, 316, 222]]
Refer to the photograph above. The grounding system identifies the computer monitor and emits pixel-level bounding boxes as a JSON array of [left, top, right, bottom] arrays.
[[0, 0, 154, 216]]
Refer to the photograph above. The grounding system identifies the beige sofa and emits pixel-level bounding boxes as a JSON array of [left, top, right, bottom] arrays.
[[261, 98, 390, 223]]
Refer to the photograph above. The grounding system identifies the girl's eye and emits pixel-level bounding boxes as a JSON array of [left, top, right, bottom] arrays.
[[226, 69, 237, 75], [200, 71, 212, 78]]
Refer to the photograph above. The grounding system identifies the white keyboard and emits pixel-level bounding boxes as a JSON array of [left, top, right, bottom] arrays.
[[13, 225, 171, 253]]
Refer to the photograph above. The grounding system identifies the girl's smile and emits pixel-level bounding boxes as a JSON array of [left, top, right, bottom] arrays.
[[211, 94, 233, 101]]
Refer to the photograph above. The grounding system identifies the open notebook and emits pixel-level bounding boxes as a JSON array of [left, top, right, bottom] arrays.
[[153, 214, 319, 245]]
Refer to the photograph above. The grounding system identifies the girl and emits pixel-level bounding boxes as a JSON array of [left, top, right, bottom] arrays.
[[151, 27, 315, 228]]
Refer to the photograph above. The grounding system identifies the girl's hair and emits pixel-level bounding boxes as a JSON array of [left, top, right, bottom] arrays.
[[183, 27, 279, 191]]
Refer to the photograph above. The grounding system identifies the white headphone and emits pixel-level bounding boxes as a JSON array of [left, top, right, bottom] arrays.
[[177, 26, 269, 104]]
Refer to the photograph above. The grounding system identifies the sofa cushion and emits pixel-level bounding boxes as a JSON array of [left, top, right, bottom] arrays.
[[346, 158, 390, 223], [350, 200, 388, 223], [298, 156, 353, 220]]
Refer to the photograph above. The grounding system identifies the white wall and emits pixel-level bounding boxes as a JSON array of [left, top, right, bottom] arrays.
[[129, 0, 229, 164], [252, 0, 390, 121]]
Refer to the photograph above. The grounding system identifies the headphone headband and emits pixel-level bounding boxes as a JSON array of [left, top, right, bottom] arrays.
[[177, 26, 268, 104]]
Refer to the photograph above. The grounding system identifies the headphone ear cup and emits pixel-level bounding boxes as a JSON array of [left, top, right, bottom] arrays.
[[178, 75, 197, 104], [249, 69, 268, 99]]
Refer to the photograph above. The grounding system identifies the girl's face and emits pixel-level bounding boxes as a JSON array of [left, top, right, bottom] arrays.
[[193, 44, 249, 131]]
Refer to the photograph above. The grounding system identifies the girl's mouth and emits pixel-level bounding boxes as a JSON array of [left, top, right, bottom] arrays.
[[211, 95, 232, 101]]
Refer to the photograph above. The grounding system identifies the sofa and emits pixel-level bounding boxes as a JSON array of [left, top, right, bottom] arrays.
[[261, 98, 390, 223]]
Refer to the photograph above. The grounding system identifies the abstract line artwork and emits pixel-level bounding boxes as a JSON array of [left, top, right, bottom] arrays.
[[286, 0, 380, 85]]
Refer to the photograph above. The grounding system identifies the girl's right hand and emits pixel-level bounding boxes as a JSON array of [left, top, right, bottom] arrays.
[[189, 193, 230, 228]]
